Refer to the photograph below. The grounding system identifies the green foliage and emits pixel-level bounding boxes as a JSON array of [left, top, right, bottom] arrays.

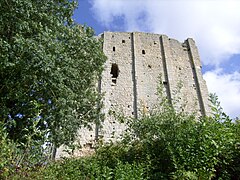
[[0, 0, 105, 153], [0, 0, 106, 177], [9, 156, 145, 180], [94, 94, 240, 179], [114, 161, 145, 180], [0, 122, 16, 178], [0, 120, 51, 179], [4, 93, 240, 179], [38, 157, 113, 180]]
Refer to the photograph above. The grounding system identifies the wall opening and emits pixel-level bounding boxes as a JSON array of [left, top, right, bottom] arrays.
[[122, 40, 125, 43], [113, 47, 115, 51], [110, 63, 119, 84], [112, 79, 116, 84], [142, 50, 146, 54]]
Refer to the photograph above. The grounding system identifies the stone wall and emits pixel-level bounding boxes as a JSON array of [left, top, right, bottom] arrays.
[[56, 31, 211, 158]]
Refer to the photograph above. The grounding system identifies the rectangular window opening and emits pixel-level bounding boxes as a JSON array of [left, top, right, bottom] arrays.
[[112, 78, 117, 84]]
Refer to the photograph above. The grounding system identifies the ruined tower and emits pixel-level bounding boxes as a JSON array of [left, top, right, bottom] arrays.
[[97, 31, 211, 142], [56, 31, 211, 157]]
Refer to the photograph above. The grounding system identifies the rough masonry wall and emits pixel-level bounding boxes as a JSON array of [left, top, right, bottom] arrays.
[[99, 32, 211, 143], [99, 32, 135, 142], [56, 31, 211, 157], [134, 32, 165, 115], [166, 37, 202, 114]]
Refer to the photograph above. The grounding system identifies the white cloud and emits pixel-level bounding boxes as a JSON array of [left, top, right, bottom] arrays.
[[203, 70, 240, 118], [91, 0, 240, 66], [90, 0, 147, 31], [90, 0, 240, 118]]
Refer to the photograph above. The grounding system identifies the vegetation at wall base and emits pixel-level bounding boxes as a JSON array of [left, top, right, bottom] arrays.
[[94, 95, 240, 179], [1, 94, 240, 179], [1, 0, 240, 179]]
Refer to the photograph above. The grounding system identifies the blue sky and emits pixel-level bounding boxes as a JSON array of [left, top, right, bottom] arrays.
[[73, 0, 240, 118]]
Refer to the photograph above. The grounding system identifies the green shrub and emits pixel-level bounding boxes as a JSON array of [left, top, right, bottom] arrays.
[[95, 94, 239, 179], [114, 161, 145, 180], [5, 93, 240, 179], [0, 122, 16, 178], [11, 156, 146, 180]]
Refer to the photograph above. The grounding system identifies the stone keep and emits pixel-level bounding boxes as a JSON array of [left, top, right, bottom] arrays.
[[56, 31, 211, 157], [98, 31, 211, 141]]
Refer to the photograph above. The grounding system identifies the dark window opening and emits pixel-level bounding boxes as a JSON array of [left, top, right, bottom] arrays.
[[112, 79, 116, 84], [113, 47, 115, 51], [163, 81, 168, 85], [142, 50, 145, 54], [110, 63, 119, 84], [148, 65, 152, 69], [122, 40, 125, 43]]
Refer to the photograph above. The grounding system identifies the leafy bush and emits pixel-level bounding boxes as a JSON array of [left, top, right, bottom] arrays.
[[9, 156, 145, 180], [6, 94, 240, 179], [0, 120, 51, 179], [95, 94, 240, 179], [0, 122, 16, 178]]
